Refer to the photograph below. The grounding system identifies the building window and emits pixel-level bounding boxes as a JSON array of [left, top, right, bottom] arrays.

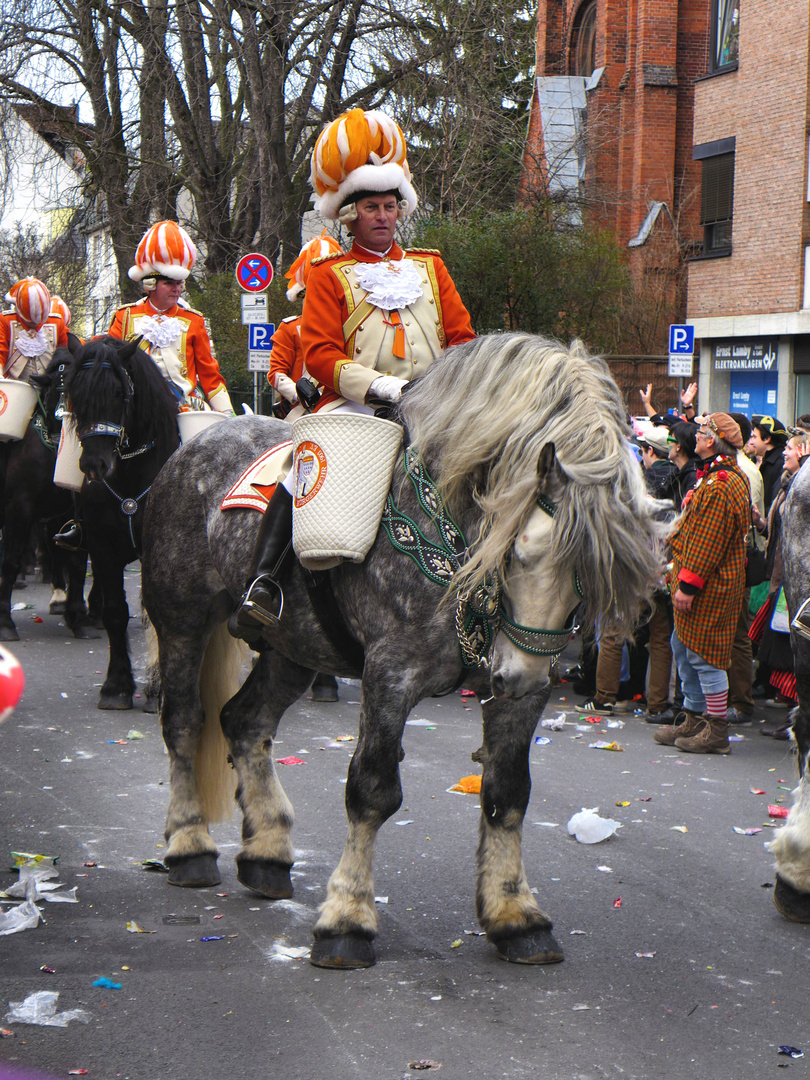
[[701, 152, 734, 255], [712, 0, 740, 71], [571, 1, 597, 77]]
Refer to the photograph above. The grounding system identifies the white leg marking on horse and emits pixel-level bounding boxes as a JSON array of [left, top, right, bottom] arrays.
[[315, 821, 379, 937], [49, 589, 67, 606], [233, 751, 295, 865], [477, 813, 551, 935], [164, 735, 216, 858], [768, 763, 810, 893]]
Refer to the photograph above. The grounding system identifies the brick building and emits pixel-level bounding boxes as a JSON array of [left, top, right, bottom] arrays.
[[525, 0, 709, 278], [687, 0, 810, 423]]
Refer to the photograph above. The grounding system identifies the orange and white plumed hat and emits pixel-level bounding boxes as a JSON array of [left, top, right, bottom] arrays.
[[50, 295, 71, 328], [5, 278, 51, 331], [128, 221, 197, 285], [284, 231, 342, 301], [310, 109, 418, 223]]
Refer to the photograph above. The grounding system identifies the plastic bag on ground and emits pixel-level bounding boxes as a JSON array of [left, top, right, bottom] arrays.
[[5, 991, 91, 1027], [567, 806, 622, 844], [0, 899, 42, 935]]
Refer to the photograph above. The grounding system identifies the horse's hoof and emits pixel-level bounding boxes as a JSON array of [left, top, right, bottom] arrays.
[[88, 614, 105, 630], [166, 853, 221, 888], [309, 934, 376, 969], [311, 675, 339, 702], [0, 626, 20, 643], [49, 601, 67, 615], [773, 873, 810, 923], [142, 696, 159, 714], [492, 928, 565, 965], [236, 857, 294, 899], [98, 693, 134, 711], [73, 624, 102, 640]]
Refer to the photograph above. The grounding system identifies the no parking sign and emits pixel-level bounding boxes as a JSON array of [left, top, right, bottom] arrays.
[[235, 253, 274, 293]]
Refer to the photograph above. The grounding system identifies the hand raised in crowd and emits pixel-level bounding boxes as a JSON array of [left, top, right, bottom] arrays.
[[680, 382, 698, 409], [639, 383, 655, 416]]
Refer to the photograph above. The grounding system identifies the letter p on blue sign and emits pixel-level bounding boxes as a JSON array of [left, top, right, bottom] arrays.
[[668, 324, 695, 355]]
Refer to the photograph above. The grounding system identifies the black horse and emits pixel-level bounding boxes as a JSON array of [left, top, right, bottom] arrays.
[[0, 352, 98, 642], [63, 336, 180, 709]]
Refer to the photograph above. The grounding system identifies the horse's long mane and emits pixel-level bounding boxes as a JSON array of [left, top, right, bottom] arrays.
[[67, 337, 179, 453], [399, 333, 669, 637]]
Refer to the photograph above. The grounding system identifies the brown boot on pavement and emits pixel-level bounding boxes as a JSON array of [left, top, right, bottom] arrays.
[[653, 710, 705, 746], [674, 713, 731, 754]]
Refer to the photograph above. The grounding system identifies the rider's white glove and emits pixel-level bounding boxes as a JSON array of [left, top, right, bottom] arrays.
[[274, 374, 299, 404], [368, 375, 408, 403]]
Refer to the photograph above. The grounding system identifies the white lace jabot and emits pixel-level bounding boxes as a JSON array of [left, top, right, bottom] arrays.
[[138, 314, 183, 349], [354, 259, 423, 311], [14, 327, 49, 358]]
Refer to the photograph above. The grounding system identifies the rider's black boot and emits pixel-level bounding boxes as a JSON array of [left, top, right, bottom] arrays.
[[54, 519, 85, 552], [233, 485, 294, 636]]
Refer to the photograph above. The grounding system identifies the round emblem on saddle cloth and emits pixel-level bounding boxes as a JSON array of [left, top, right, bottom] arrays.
[[121, 498, 138, 515], [294, 440, 328, 507], [0, 389, 8, 417]]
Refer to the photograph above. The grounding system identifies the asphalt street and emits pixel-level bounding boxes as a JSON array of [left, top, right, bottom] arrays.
[[1, 572, 809, 1080]]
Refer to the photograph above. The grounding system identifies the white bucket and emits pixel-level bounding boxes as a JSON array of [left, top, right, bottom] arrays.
[[177, 410, 228, 444], [291, 412, 403, 570], [0, 378, 37, 441], [53, 419, 85, 492]]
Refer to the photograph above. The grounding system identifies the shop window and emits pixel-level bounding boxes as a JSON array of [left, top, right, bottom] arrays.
[[712, 0, 740, 72], [571, 1, 597, 77], [701, 152, 734, 255]]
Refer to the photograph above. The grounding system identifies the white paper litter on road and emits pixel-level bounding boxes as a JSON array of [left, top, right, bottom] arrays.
[[5, 991, 90, 1027]]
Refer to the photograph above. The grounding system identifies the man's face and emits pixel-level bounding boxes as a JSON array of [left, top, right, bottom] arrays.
[[695, 426, 717, 460], [748, 428, 770, 457], [150, 278, 184, 311], [348, 195, 399, 252], [640, 445, 657, 470]]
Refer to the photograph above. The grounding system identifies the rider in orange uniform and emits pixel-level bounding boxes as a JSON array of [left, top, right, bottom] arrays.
[[107, 221, 233, 414], [0, 278, 68, 381], [268, 232, 343, 418], [234, 109, 475, 636]]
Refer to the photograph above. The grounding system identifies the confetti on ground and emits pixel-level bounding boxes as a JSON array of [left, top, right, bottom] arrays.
[[589, 741, 624, 751], [91, 978, 121, 990], [613, 898, 622, 908], [769, 805, 790, 818], [408, 1061, 442, 1071], [200, 936, 224, 942], [569, 930, 587, 935], [126, 921, 155, 934], [534, 736, 552, 746], [750, 788, 766, 795], [732, 827, 762, 836], [597, 866, 613, 873], [671, 826, 688, 833], [449, 775, 482, 794], [778, 1047, 804, 1059], [635, 951, 656, 958], [276, 756, 306, 766]]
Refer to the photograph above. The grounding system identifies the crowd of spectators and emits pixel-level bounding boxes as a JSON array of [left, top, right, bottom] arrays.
[[567, 383, 810, 754]]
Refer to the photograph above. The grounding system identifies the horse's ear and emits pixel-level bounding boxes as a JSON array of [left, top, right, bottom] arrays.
[[116, 336, 143, 364]]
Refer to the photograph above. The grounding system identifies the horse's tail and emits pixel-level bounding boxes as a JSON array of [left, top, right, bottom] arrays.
[[197, 622, 248, 824]]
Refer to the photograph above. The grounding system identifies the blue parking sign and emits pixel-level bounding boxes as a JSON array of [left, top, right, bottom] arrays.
[[668, 324, 695, 355], [248, 323, 275, 350]]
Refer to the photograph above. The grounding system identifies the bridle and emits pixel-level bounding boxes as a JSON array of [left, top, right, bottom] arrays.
[[74, 360, 153, 460]]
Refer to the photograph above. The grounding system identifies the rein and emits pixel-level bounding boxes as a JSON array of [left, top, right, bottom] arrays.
[[382, 447, 581, 669]]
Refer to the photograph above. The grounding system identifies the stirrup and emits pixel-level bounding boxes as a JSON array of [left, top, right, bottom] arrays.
[[238, 576, 284, 628], [54, 521, 84, 552], [791, 597, 810, 642]]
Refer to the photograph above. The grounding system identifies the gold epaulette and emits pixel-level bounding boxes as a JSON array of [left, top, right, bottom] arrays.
[[405, 248, 441, 256], [311, 251, 344, 266]]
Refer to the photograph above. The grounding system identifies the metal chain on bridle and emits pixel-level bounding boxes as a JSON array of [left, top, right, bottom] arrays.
[[381, 447, 582, 669]]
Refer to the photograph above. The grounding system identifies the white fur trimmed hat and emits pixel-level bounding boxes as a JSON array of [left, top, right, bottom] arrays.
[[129, 221, 197, 283], [310, 109, 418, 222]]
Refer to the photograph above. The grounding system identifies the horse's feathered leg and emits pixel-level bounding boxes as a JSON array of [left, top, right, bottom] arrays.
[[311, 664, 414, 969], [473, 687, 564, 964], [219, 649, 316, 899], [159, 626, 225, 887]]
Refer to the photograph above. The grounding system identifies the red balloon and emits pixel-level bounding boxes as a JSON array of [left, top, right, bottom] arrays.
[[0, 644, 25, 723]]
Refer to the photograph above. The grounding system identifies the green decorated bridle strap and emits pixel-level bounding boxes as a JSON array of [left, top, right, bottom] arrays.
[[381, 448, 582, 668]]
